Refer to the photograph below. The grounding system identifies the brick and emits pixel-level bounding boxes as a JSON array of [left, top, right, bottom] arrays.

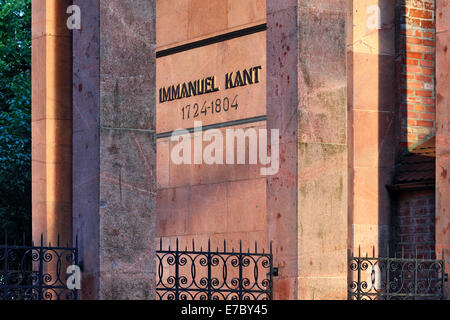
[[416, 75, 433, 82], [409, 45, 432, 53], [409, 8, 433, 19], [405, 65, 422, 73], [406, 0, 424, 9], [406, 81, 424, 89], [402, 58, 419, 65], [424, 1, 435, 10], [417, 120, 434, 127], [423, 39, 435, 46], [420, 112, 435, 120], [406, 52, 423, 59], [415, 105, 425, 111], [422, 98, 435, 104], [422, 67, 434, 75], [402, 88, 416, 95], [407, 111, 419, 118], [416, 90, 433, 97], [407, 119, 417, 126], [425, 106, 435, 112], [420, 60, 434, 67], [406, 37, 423, 44], [421, 20, 435, 29], [424, 54, 434, 60], [405, 17, 422, 27], [423, 32, 434, 39]]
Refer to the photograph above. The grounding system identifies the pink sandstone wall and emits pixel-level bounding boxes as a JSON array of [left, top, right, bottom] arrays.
[[348, 0, 397, 257], [32, 0, 73, 246], [156, 0, 269, 253], [436, 0, 450, 299]]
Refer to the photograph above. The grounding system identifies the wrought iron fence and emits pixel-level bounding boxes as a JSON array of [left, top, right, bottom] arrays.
[[349, 247, 448, 300], [0, 234, 79, 300], [156, 239, 274, 300]]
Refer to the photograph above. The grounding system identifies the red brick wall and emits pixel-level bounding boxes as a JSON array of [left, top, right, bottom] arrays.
[[398, 0, 436, 149], [395, 190, 436, 258]]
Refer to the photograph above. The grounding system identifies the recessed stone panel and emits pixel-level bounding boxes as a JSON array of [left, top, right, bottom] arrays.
[[157, 31, 266, 133]]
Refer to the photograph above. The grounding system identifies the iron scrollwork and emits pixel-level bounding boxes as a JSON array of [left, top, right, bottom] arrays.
[[0, 235, 79, 300], [156, 239, 274, 300], [349, 247, 447, 300]]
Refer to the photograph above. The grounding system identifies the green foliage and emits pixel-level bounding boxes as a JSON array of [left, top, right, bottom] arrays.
[[0, 0, 31, 240]]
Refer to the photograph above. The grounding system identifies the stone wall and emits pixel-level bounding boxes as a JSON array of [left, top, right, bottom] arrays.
[[436, 0, 450, 299], [156, 0, 269, 253], [73, 0, 157, 300]]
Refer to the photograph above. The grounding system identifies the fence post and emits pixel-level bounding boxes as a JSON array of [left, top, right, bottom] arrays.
[[442, 249, 445, 301], [239, 240, 243, 300], [357, 246, 361, 300], [38, 234, 44, 300], [175, 239, 179, 300], [207, 239, 211, 300], [269, 241, 273, 300]]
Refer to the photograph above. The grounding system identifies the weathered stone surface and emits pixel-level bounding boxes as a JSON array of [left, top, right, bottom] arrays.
[[32, 0, 73, 248], [436, 0, 450, 299], [157, 0, 267, 49], [73, 0, 101, 300], [73, 0, 157, 300], [267, 4, 299, 300], [348, 0, 397, 258]]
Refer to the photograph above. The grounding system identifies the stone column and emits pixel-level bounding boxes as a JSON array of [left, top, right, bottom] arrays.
[[296, 0, 348, 299], [73, 0, 157, 300], [436, 0, 450, 299], [32, 0, 73, 246], [347, 0, 397, 257], [267, 0, 348, 299], [266, 0, 299, 300]]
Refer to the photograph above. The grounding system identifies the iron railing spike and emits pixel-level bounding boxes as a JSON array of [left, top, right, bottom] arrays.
[[160, 238, 163, 251], [373, 246, 375, 258], [358, 245, 361, 257], [224, 240, 226, 252], [208, 239, 211, 251], [57, 234, 60, 246], [255, 241, 257, 254], [192, 238, 195, 251], [176, 238, 179, 251], [40, 234, 44, 247]]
